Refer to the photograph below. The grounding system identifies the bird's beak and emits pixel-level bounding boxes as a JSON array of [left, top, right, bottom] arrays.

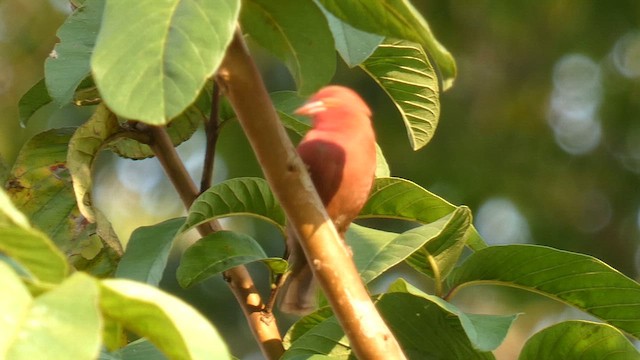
[[294, 100, 327, 116]]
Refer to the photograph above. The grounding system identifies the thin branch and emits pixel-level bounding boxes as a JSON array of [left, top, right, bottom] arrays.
[[217, 29, 407, 360], [146, 125, 285, 360], [200, 83, 220, 193]]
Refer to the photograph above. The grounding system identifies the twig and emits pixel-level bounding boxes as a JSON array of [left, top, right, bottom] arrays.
[[200, 83, 220, 193], [217, 29, 407, 360], [146, 125, 285, 360]]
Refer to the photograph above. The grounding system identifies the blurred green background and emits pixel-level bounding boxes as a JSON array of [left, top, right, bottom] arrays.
[[2, 1, 640, 358]]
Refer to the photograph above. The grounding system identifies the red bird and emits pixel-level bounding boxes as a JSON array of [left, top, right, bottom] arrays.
[[280, 86, 377, 315]]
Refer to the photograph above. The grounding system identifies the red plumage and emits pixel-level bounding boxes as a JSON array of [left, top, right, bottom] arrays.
[[280, 86, 377, 315]]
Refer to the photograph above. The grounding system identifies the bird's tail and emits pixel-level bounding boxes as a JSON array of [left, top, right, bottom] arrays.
[[279, 227, 318, 316]]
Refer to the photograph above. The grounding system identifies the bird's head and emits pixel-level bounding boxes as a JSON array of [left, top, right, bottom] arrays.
[[295, 86, 372, 129]]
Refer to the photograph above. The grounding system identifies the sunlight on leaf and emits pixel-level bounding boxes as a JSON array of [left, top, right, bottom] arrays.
[[92, 0, 239, 124], [67, 104, 120, 223], [361, 39, 439, 150], [100, 279, 230, 360], [448, 245, 640, 339], [180, 177, 286, 234], [317, 0, 456, 90], [520, 320, 640, 360], [0, 189, 68, 283]]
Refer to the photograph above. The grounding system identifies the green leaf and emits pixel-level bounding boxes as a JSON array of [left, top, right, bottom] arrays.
[[283, 280, 498, 359], [520, 321, 640, 360], [91, 0, 240, 124], [448, 244, 640, 339], [3, 271, 101, 360], [108, 82, 213, 160], [319, 4, 383, 67], [177, 230, 269, 288], [6, 128, 108, 261], [45, 0, 104, 106], [317, 0, 456, 90], [361, 39, 440, 150], [100, 278, 230, 360], [361, 177, 487, 250], [376, 283, 495, 359], [387, 279, 515, 353], [404, 206, 470, 280], [102, 338, 167, 360], [68, 104, 121, 222], [18, 79, 53, 127], [241, 0, 335, 95], [0, 189, 68, 283], [116, 218, 184, 286], [180, 177, 286, 234]]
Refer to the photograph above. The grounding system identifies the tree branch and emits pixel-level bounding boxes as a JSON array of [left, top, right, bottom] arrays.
[[217, 30, 407, 359], [200, 83, 220, 193], [147, 125, 284, 360]]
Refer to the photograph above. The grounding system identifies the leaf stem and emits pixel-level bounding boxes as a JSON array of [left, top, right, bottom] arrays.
[[200, 83, 220, 193], [427, 253, 443, 297]]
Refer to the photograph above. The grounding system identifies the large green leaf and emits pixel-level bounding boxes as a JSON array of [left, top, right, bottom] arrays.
[[0, 188, 68, 284], [2, 271, 102, 360], [180, 177, 286, 234], [100, 279, 230, 360], [91, 0, 240, 124], [176, 230, 280, 288], [319, 4, 383, 67], [6, 129, 83, 248], [317, 0, 456, 90], [283, 279, 499, 359], [102, 338, 167, 360], [115, 218, 184, 286], [67, 104, 120, 223], [241, 0, 335, 95], [404, 206, 470, 282], [45, 0, 104, 107], [361, 177, 487, 250], [361, 39, 440, 150], [18, 79, 53, 127], [520, 320, 640, 359], [448, 245, 640, 339], [348, 209, 469, 284]]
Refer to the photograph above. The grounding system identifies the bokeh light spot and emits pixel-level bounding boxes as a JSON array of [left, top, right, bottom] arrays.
[[475, 197, 531, 245]]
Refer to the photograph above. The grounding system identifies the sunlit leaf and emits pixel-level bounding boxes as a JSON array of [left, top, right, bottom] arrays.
[[100, 279, 230, 359], [448, 244, 640, 339], [67, 104, 120, 222], [45, 0, 104, 106], [404, 206, 470, 280], [92, 0, 239, 124], [361, 39, 439, 150], [361, 177, 487, 250], [241, 0, 335, 95], [319, 5, 383, 67], [519, 320, 640, 360], [0, 189, 68, 283], [180, 177, 286, 234], [317, 0, 457, 90], [177, 230, 269, 288], [3, 271, 101, 360], [103, 338, 166, 360], [115, 218, 184, 286], [18, 79, 52, 127], [387, 279, 515, 353]]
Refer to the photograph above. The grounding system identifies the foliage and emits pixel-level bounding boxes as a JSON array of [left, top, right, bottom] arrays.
[[2, 0, 639, 359]]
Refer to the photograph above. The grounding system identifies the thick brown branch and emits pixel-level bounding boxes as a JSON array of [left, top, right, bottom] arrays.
[[217, 30, 406, 359], [147, 125, 284, 359], [200, 83, 220, 193]]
